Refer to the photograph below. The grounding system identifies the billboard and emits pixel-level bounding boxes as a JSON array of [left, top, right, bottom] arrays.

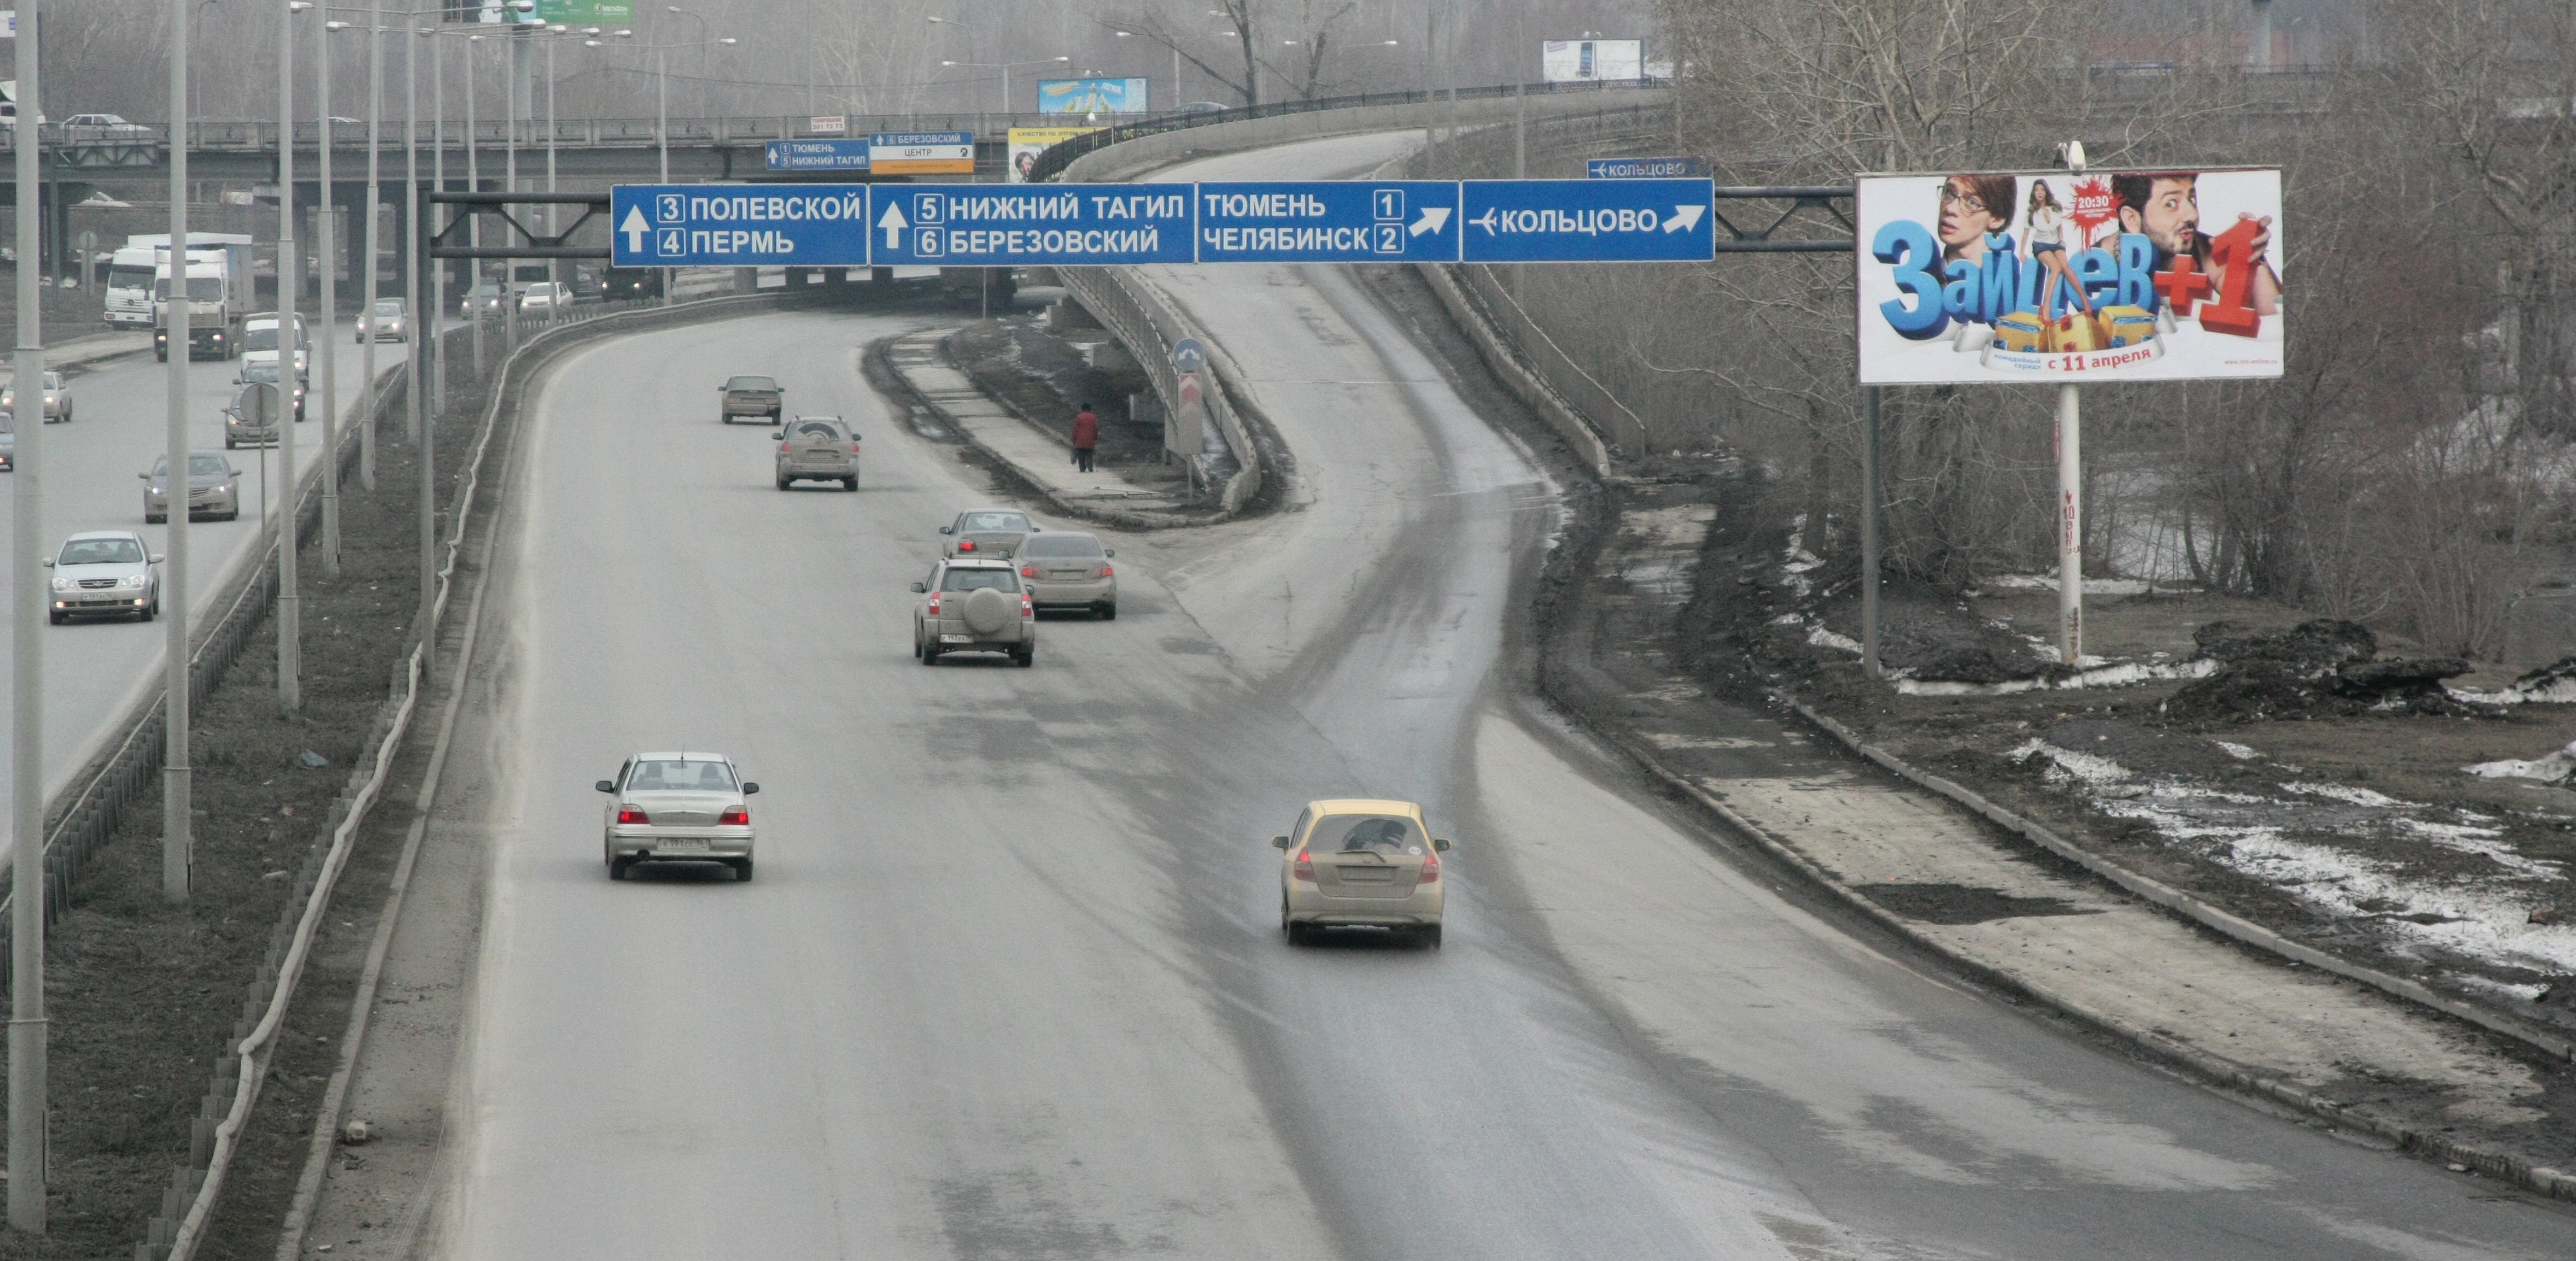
[[1541, 40, 1644, 83], [1855, 169, 2284, 383], [1038, 77, 1149, 115], [1008, 126, 1100, 183]]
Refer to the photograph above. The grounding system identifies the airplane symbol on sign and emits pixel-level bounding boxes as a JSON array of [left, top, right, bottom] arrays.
[[1468, 208, 1500, 234]]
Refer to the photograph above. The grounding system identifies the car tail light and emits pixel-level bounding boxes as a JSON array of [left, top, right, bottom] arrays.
[[850, 442, 862, 453], [778, 440, 792, 453], [959, 539, 976, 551], [719, 806, 750, 825], [615, 806, 650, 825], [1097, 564, 1114, 578], [927, 593, 942, 615], [1019, 564, 1038, 578], [1292, 851, 1315, 882], [1418, 851, 1439, 883], [1021, 594, 1034, 618]]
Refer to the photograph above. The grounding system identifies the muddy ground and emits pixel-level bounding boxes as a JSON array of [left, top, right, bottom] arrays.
[[0, 333, 493, 1260]]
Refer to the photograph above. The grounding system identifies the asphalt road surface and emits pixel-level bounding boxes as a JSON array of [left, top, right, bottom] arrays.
[[438, 134, 2575, 1259], [0, 317, 377, 840]]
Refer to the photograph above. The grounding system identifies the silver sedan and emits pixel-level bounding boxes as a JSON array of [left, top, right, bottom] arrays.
[[0, 371, 69, 423], [596, 752, 760, 881], [1015, 530, 1116, 618], [45, 530, 162, 624], [142, 451, 243, 523], [359, 298, 408, 342]]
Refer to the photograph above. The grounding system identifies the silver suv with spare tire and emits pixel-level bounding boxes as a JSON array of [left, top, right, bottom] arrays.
[[911, 557, 1035, 666]]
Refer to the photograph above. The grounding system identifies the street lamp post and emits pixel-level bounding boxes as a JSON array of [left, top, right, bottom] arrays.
[[165, 0, 194, 908], [466, 31, 484, 382], [317, 1, 342, 579], [278, 0, 311, 717], [8, 0, 46, 1228]]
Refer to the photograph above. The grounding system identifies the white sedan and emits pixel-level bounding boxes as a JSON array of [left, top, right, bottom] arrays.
[[596, 752, 760, 881]]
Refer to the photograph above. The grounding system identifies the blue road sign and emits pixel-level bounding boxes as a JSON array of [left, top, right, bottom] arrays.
[[1194, 181, 1460, 263], [870, 184, 1194, 266], [1587, 156, 1711, 180], [1171, 338, 1205, 373], [1459, 178, 1714, 263], [766, 139, 870, 172], [611, 184, 875, 268]]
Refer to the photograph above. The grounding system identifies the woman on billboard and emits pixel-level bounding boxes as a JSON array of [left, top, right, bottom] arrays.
[[2024, 180, 2094, 321]]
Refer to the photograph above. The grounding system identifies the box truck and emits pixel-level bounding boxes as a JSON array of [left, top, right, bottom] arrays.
[[153, 239, 256, 361]]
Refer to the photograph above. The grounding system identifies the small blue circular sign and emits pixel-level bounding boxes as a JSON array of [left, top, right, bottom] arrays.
[[1171, 338, 1206, 374]]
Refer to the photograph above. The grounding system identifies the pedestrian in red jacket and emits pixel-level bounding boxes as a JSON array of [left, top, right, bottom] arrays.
[[1072, 403, 1100, 473]]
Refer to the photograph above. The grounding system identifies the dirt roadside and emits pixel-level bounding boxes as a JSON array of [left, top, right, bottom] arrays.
[[1346, 260, 2576, 1203]]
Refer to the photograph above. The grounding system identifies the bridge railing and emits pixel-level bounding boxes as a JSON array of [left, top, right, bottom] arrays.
[[36, 113, 1124, 154]]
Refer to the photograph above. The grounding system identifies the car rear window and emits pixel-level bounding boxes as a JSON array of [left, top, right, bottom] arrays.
[[725, 376, 778, 392], [941, 568, 1021, 593], [1305, 814, 1428, 856], [625, 759, 737, 791], [1019, 535, 1103, 558], [960, 512, 1032, 532]]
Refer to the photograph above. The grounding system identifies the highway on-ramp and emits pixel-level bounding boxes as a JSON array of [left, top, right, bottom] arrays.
[[428, 135, 2574, 1260]]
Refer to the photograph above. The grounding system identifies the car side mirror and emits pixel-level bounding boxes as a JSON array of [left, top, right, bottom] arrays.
[[150, 554, 165, 565], [594, 779, 615, 793], [1103, 549, 1114, 558], [1433, 838, 1452, 852], [743, 782, 760, 794], [938, 525, 953, 534], [39, 559, 52, 568], [1270, 835, 1292, 849], [909, 581, 926, 593], [769, 431, 784, 440], [137, 471, 149, 479]]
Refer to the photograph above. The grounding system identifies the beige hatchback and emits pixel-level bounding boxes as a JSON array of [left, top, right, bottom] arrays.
[[1275, 799, 1450, 948]]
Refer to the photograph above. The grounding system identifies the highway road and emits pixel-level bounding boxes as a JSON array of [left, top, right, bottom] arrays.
[[0, 318, 377, 837], [434, 133, 2575, 1259]]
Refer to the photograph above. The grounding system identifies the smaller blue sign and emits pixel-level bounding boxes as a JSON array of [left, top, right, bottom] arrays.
[[871, 184, 1195, 266], [1195, 181, 1459, 264], [611, 184, 874, 268], [1588, 157, 1711, 180], [766, 139, 870, 172], [1460, 178, 1715, 263], [1171, 338, 1205, 374]]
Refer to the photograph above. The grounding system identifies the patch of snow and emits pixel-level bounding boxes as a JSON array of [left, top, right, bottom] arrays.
[[2213, 741, 2262, 761], [2282, 781, 2404, 808], [2451, 974, 2552, 1004], [1889, 656, 2215, 697], [1771, 612, 1805, 626], [2464, 750, 2575, 784], [2011, 739, 2135, 785], [1984, 573, 2164, 596], [1807, 624, 1863, 655]]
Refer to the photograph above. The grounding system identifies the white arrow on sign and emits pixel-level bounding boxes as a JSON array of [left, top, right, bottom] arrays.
[[620, 205, 650, 254], [877, 201, 910, 249], [1664, 204, 1707, 234], [1409, 206, 1452, 238], [1468, 207, 1500, 235]]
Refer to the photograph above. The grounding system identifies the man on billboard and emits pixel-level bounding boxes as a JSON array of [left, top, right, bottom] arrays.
[[2111, 172, 2281, 318]]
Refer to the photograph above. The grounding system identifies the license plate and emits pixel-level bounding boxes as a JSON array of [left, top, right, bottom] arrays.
[[1337, 867, 1396, 882], [942, 634, 974, 644], [660, 838, 709, 852]]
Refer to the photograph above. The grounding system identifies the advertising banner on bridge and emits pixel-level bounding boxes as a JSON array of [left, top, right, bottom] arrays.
[[1855, 169, 2284, 384], [1541, 39, 1644, 82], [1038, 77, 1150, 115], [871, 184, 1196, 267], [535, 1, 631, 21], [1009, 126, 1099, 183]]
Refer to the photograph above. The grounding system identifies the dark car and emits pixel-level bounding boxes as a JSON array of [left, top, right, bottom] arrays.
[[720, 375, 784, 424]]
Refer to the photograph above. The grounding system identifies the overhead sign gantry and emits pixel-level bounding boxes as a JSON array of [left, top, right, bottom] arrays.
[[605, 178, 1731, 269]]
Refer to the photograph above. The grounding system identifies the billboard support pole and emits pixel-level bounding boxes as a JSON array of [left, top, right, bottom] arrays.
[[1860, 385, 1881, 679], [2056, 382, 2082, 666]]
